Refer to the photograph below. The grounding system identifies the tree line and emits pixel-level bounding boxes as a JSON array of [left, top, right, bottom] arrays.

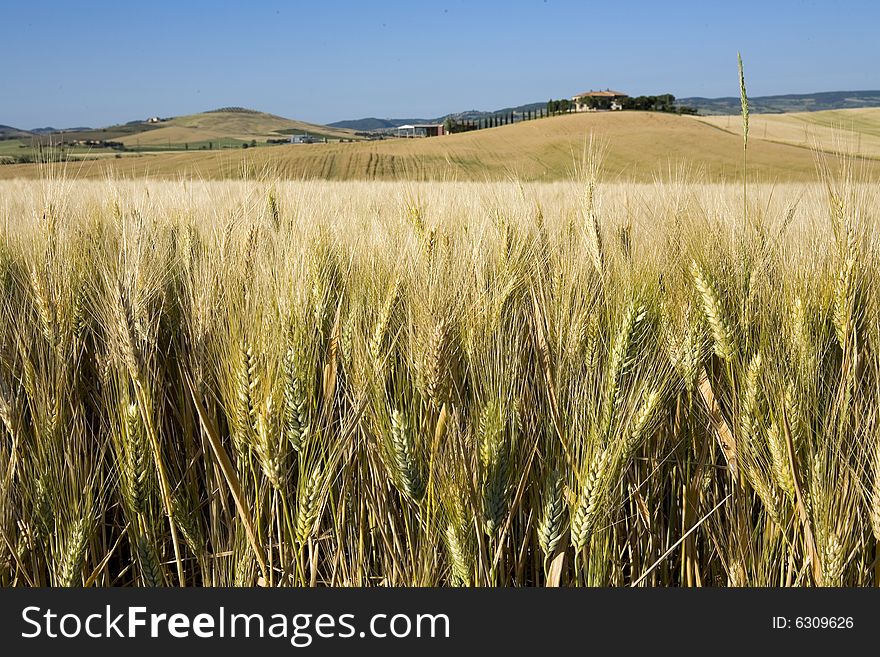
[[570, 93, 698, 114], [435, 92, 699, 136], [442, 108, 552, 134]]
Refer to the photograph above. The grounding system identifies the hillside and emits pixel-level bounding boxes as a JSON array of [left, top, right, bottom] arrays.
[[0, 108, 362, 164], [115, 108, 360, 147], [697, 107, 880, 159], [0, 125, 33, 139], [680, 90, 880, 115], [3, 110, 878, 182], [1, 109, 358, 151]]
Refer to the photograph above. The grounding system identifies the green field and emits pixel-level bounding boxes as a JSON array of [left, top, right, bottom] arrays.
[[0, 138, 129, 163]]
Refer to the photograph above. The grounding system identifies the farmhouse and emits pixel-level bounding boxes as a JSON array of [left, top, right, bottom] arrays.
[[290, 133, 322, 144], [572, 90, 629, 111], [396, 123, 445, 138]]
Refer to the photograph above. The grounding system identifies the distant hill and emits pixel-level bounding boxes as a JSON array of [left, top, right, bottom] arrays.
[[0, 125, 33, 139], [110, 108, 360, 147], [30, 126, 92, 134], [0, 109, 360, 157], [329, 102, 548, 131], [328, 117, 433, 131], [678, 90, 880, 115]]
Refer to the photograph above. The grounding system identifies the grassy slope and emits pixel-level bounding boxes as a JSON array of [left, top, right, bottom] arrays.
[[697, 108, 880, 159], [3, 111, 879, 181], [115, 110, 359, 146]]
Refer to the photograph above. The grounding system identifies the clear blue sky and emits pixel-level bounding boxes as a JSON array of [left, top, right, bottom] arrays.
[[3, 0, 877, 129]]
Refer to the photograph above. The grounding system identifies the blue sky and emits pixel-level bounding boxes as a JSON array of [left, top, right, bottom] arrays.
[[3, 0, 877, 129]]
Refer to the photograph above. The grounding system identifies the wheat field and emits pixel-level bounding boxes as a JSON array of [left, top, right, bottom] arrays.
[[698, 107, 880, 159], [0, 159, 878, 587], [5, 110, 878, 182]]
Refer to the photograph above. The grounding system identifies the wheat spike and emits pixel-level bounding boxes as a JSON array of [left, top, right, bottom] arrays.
[[537, 470, 565, 560], [821, 531, 845, 587], [370, 282, 398, 365], [478, 401, 509, 535], [584, 185, 605, 276], [444, 520, 473, 586], [295, 464, 323, 545], [389, 409, 425, 503], [691, 260, 735, 360], [115, 284, 142, 382], [748, 466, 785, 527], [626, 388, 662, 458], [832, 256, 856, 350], [741, 351, 763, 445], [599, 301, 646, 439], [234, 340, 259, 450], [571, 446, 613, 551], [57, 517, 88, 587], [738, 52, 749, 151], [424, 318, 450, 408], [124, 402, 150, 514], [135, 532, 165, 587], [254, 399, 284, 490], [766, 420, 795, 500], [283, 348, 310, 453], [267, 188, 280, 227], [171, 494, 205, 565]]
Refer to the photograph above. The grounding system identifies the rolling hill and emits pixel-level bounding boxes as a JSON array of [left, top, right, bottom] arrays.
[[697, 107, 880, 159], [1, 108, 359, 151], [0, 125, 34, 139], [115, 108, 360, 147], [0, 108, 363, 164], [3, 109, 878, 182]]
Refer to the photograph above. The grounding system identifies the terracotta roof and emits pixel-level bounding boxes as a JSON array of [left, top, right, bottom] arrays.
[[572, 90, 628, 98]]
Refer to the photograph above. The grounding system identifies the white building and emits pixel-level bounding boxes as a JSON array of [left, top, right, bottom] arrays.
[[290, 133, 321, 144], [396, 124, 445, 138]]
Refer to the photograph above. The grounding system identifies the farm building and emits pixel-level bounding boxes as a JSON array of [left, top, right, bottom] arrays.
[[396, 123, 445, 138], [572, 90, 629, 111], [289, 133, 322, 144]]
